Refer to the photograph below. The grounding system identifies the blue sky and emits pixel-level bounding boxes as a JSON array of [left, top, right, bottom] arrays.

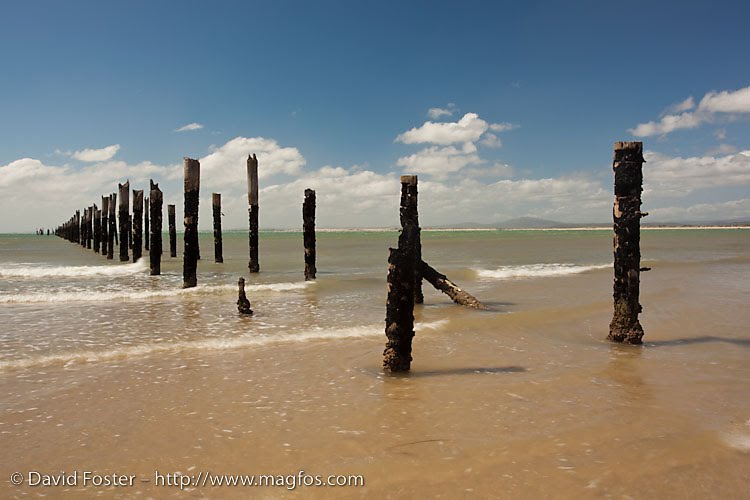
[[1, 0, 749, 231]]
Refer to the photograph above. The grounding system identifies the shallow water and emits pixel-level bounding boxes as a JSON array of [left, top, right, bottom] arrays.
[[0, 229, 748, 498]]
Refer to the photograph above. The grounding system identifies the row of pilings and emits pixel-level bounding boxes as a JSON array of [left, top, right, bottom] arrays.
[[383, 141, 648, 372], [54, 156, 318, 286]]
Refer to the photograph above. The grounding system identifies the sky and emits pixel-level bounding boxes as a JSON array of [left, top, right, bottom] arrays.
[[1, 0, 749, 232]]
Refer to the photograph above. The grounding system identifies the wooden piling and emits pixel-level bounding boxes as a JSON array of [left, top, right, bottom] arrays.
[[168, 204, 177, 258], [144, 198, 150, 251], [87, 206, 93, 249], [383, 224, 418, 372], [118, 181, 130, 261], [400, 175, 423, 303], [212, 193, 223, 263], [303, 188, 316, 280], [247, 154, 260, 273], [108, 193, 116, 260], [93, 205, 100, 253], [608, 141, 646, 344], [149, 180, 163, 276], [183, 158, 200, 288], [237, 277, 253, 315], [132, 189, 144, 262], [101, 196, 109, 256]]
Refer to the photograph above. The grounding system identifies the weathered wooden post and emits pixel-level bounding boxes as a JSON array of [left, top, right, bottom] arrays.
[[149, 180, 163, 276], [247, 154, 260, 273], [108, 193, 116, 260], [400, 175, 423, 303], [212, 193, 223, 263], [75, 210, 80, 244], [132, 189, 144, 262], [128, 214, 133, 250], [237, 277, 253, 315], [383, 224, 418, 372], [118, 181, 130, 261], [608, 141, 646, 344], [93, 205, 100, 253], [303, 188, 316, 280], [168, 204, 177, 258], [101, 196, 109, 256], [183, 158, 200, 288], [144, 197, 150, 251], [87, 206, 94, 249]]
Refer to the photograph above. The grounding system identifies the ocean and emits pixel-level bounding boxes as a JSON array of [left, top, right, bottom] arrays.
[[1, 228, 748, 498]]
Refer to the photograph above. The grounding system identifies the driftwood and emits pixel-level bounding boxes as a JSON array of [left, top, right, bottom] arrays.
[[400, 175, 423, 303], [247, 154, 260, 272], [237, 277, 253, 315], [383, 224, 418, 372], [149, 180, 163, 276], [132, 189, 143, 262], [183, 158, 200, 288], [303, 188, 316, 280], [609, 141, 646, 344], [168, 204, 177, 258], [212, 193, 223, 263], [419, 260, 486, 309], [118, 181, 129, 261]]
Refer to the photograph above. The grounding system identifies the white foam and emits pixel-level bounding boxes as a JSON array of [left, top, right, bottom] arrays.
[[0, 324, 381, 371], [0, 260, 147, 278], [722, 433, 750, 453], [476, 263, 610, 280], [417, 319, 450, 330], [0, 281, 311, 304]]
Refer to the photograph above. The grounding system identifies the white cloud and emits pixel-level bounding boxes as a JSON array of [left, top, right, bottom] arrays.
[[480, 133, 502, 148], [396, 143, 482, 178], [396, 113, 489, 145], [199, 136, 305, 190], [71, 144, 121, 162], [644, 149, 750, 197], [630, 85, 750, 137], [489, 122, 519, 132], [175, 122, 204, 132], [648, 198, 750, 222], [427, 104, 457, 119]]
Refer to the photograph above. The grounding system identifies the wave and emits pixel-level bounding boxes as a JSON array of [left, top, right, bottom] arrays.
[[0, 260, 148, 278], [0, 324, 381, 371], [0, 281, 311, 304], [476, 263, 610, 280]]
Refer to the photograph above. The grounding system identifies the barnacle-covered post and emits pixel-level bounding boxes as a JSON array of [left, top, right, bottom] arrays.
[[247, 154, 260, 273], [183, 158, 200, 287]]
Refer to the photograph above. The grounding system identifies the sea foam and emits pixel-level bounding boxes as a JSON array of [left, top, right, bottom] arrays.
[[0, 281, 311, 304], [0, 260, 147, 278], [476, 263, 610, 280], [0, 324, 381, 371]]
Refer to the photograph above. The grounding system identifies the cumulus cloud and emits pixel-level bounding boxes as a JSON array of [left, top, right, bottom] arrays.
[[71, 144, 121, 162], [644, 149, 750, 197], [199, 136, 305, 189], [396, 113, 489, 145], [630, 85, 750, 137], [175, 122, 204, 132], [427, 103, 457, 119], [396, 143, 482, 178]]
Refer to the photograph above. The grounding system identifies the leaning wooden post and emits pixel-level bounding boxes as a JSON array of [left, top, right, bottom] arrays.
[[212, 193, 223, 263], [237, 277, 253, 315], [608, 141, 646, 344], [149, 180, 163, 276], [400, 175, 423, 303], [303, 188, 316, 280], [144, 197, 150, 251], [247, 154, 260, 273], [383, 224, 418, 372], [93, 205, 100, 254], [183, 158, 200, 287], [118, 181, 130, 261], [108, 193, 116, 259], [101, 196, 109, 257], [132, 189, 144, 262], [168, 204, 177, 258]]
